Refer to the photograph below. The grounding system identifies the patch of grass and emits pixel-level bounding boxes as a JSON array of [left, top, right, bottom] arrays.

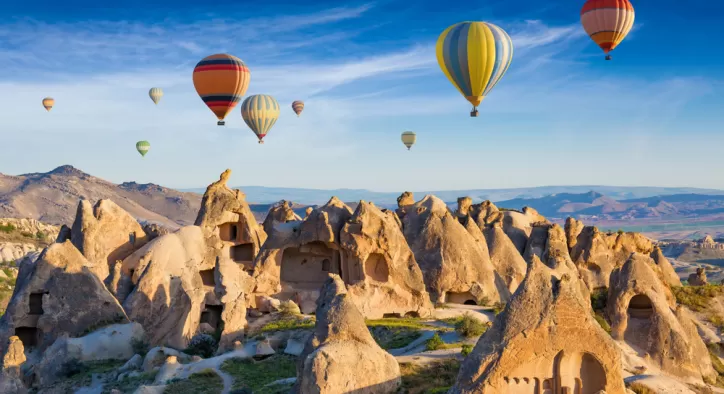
[[102, 371, 156, 394], [707, 344, 724, 388], [593, 312, 611, 334], [629, 382, 656, 394], [258, 315, 315, 333], [454, 313, 489, 338], [366, 317, 445, 331], [461, 344, 473, 357], [399, 359, 461, 394], [20, 231, 34, 238], [425, 333, 445, 351], [0, 224, 16, 233], [221, 354, 297, 393], [710, 316, 724, 331], [59, 359, 126, 388], [369, 326, 422, 350], [672, 284, 724, 312], [492, 302, 506, 315], [163, 369, 223, 394]]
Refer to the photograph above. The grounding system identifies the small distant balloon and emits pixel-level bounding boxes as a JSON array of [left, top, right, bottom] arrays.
[[241, 94, 280, 144], [42, 97, 54, 112], [401, 131, 416, 150], [149, 88, 163, 105], [192, 54, 251, 126], [136, 141, 151, 157], [580, 0, 635, 61], [291, 100, 304, 116]]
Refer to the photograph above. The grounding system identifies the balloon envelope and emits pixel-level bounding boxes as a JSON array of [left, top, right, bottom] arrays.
[[291, 100, 304, 116], [580, 0, 635, 58], [192, 54, 250, 125], [436, 22, 513, 116], [149, 87, 163, 105], [241, 94, 280, 144], [401, 131, 416, 150], [42, 97, 54, 112], [136, 141, 151, 157]]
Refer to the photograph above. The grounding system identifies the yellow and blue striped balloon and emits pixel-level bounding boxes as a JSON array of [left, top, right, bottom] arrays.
[[240, 94, 280, 144], [436, 21, 514, 117]]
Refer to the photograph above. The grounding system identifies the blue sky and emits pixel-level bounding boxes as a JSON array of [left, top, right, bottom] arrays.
[[0, 0, 722, 191]]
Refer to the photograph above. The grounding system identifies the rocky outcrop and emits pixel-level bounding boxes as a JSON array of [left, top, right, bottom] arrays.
[[607, 253, 716, 383], [0, 218, 60, 240], [70, 199, 150, 281], [564, 217, 584, 251], [0, 244, 40, 264], [400, 195, 502, 305], [0, 241, 129, 355], [263, 200, 302, 235], [465, 200, 502, 229], [122, 226, 249, 349], [570, 226, 615, 290], [485, 221, 526, 294], [293, 275, 401, 394], [339, 202, 433, 318], [194, 169, 266, 273], [0, 336, 27, 394], [450, 256, 625, 394], [498, 207, 547, 254], [688, 267, 707, 286], [650, 246, 682, 287], [395, 191, 415, 221], [253, 198, 432, 317]]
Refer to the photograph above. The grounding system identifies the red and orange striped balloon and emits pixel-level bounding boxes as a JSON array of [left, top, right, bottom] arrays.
[[192, 54, 250, 125], [291, 100, 304, 117], [580, 0, 635, 60]]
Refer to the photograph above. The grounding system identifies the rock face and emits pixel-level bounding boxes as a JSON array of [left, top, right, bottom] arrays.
[[451, 256, 625, 394], [485, 222, 527, 294], [195, 169, 267, 274], [70, 199, 150, 281], [607, 253, 716, 383], [499, 207, 547, 254], [293, 275, 401, 394], [650, 246, 682, 287], [122, 226, 251, 349], [263, 200, 302, 235], [570, 226, 615, 290], [0, 241, 129, 355], [688, 267, 707, 286], [400, 195, 502, 305], [0, 336, 27, 394], [253, 198, 431, 317]]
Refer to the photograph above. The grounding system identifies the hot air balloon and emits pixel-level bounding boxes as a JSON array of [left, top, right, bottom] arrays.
[[149, 88, 163, 105], [136, 141, 150, 157], [436, 22, 513, 117], [580, 0, 635, 61], [291, 100, 304, 117], [401, 131, 416, 150], [192, 54, 250, 126], [42, 97, 54, 112], [241, 94, 280, 144]]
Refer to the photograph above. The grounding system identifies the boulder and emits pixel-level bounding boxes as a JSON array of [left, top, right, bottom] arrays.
[[0, 241, 129, 355], [194, 169, 267, 273], [607, 253, 716, 383], [0, 336, 27, 394], [449, 256, 625, 394], [33, 322, 145, 386], [70, 199, 150, 281], [292, 275, 401, 394], [688, 267, 707, 286]]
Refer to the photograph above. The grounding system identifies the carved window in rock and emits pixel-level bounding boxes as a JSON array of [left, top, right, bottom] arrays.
[[15, 327, 39, 348], [200, 269, 215, 287], [219, 222, 241, 243], [322, 259, 331, 272], [364, 253, 389, 282], [29, 292, 46, 315], [200, 304, 223, 329]]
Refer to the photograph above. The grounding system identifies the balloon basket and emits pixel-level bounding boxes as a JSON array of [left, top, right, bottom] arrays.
[[217, 121, 225, 126], [605, 55, 612, 61], [258, 140, 264, 144], [470, 109, 479, 117]]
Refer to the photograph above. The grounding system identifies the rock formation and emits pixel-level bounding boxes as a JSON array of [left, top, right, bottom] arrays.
[[650, 245, 682, 287], [400, 195, 502, 305], [461, 200, 502, 229], [688, 267, 707, 286], [607, 253, 716, 383], [253, 198, 431, 317], [0, 241, 129, 355], [293, 275, 401, 394], [485, 221, 527, 294], [499, 207, 547, 254], [570, 226, 616, 290], [121, 225, 251, 349], [262, 200, 302, 235], [450, 256, 625, 394], [69, 199, 151, 281], [194, 169, 267, 273], [0, 336, 27, 394], [564, 217, 584, 251]]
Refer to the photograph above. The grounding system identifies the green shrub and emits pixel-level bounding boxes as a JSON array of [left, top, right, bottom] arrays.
[[36, 231, 46, 240], [425, 333, 444, 351], [184, 334, 218, 358], [590, 288, 608, 311], [0, 224, 16, 233], [454, 313, 488, 338], [131, 338, 150, 357], [461, 344, 473, 357], [492, 302, 506, 315], [20, 231, 33, 238], [672, 284, 724, 312]]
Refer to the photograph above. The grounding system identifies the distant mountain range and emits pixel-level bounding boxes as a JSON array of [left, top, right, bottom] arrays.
[[2, 165, 724, 228]]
